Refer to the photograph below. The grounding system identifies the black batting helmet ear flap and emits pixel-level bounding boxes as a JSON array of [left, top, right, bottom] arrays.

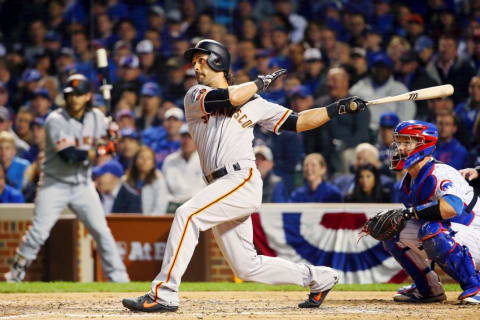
[[207, 51, 223, 71]]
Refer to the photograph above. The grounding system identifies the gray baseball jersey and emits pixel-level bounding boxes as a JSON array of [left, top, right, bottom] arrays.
[[184, 84, 292, 175], [43, 108, 107, 184]]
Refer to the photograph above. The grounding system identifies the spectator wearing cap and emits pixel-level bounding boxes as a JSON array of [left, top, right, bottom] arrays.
[[136, 82, 162, 131], [30, 88, 53, 119], [0, 106, 29, 157], [44, 31, 62, 55], [425, 34, 476, 105], [163, 57, 186, 106], [116, 128, 141, 171], [455, 76, 480, 148], [136, 39, 164, 84], [162, 10, 186, 56], [162, 124, 204, 211], [350, 52, 416, 131], [414, 35, 434, 66], [434, 112, 468, 170], [142, 107, 183, 169], [115, 109, 136, 131], [125, 145, 169, 215], [349, 47, 368, 85], [148, 6, 166, 32], [113, 54, 142, 106], [376, 111, 399, 174], [55, 48, 77, 80], [397, 50, 437, 120], [0, 163, 24, 203], [309, 67, 371, 175], [20, 117, 46, 163], [12, 69, 42, 109], [289, 153, 342, 203], [302, 48, 326, 96], [93, 159, 142, 214], [14, 107, 34, 147], [253, 144, 288, 203], [406, 13, 425, 44], [0, 131, 30, 191]]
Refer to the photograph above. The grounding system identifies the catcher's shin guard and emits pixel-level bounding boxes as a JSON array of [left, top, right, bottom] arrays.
[[419, 222, 480, 296], [383, 238, 443, 298]]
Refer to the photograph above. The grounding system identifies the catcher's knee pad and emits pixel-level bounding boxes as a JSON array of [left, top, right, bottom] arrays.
[[383, 238, 434, 297], [420, 222, 480, 291]]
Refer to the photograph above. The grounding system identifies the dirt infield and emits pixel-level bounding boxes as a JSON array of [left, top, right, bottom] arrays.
[[0, 291, 479, 319]]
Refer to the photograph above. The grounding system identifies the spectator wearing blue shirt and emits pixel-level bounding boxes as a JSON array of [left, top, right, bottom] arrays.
[[0, 163, 24, 203], [20, 117, 45, 163], [377, 111, 400, 174], [290, 153, 342, 203], [142, 107, 182, 169], [434, 112, 468, 169], [0, 131, 30, 191]]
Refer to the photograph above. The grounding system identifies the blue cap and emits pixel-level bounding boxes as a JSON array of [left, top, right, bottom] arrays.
[[267, 57, 290, 70], [92, 159, 124, 179], [290, 85, 312, 98], [22, 69, 42, 82], [120, 54, 139, 68], [380, 111, 400, 127], [31, 116, 46, 127], [414, 36, 434, 53], [120, 128, 140, 140], [44, 31, 61, 42], [92, 93, 106, 107], [32, 88, 50, 100], [141, 82, 161, 97], [370, 52, 393, 69]]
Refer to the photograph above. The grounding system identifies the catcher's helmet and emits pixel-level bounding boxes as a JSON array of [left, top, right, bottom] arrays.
[[390, 120, 438, 170], [63, 73, 90, 95], [184, 39, 230, 73]]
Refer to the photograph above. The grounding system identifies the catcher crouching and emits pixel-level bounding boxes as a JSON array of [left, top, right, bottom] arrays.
[[362, 120, 480, 304]]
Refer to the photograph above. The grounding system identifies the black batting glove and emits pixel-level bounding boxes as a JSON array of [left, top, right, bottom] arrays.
[[325, 96, 367, 119], [254, 69, 287, 92]]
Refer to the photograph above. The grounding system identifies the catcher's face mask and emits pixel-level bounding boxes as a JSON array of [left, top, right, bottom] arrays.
[[389, 135, 421, 170]]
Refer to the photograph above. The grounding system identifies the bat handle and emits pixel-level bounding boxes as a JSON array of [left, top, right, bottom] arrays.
[[349, 101, 358, 111]]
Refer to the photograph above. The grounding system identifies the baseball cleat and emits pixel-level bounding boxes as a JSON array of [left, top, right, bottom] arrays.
[[298, 289, 331, 308], [458, 287, 480, 304], [122, 294, 178, 313], [393, 287, 446, 303]]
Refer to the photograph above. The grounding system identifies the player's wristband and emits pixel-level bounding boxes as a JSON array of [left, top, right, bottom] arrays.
[[413, 201, 442, 221], [325, 102, 338, 119], [254, 78, 264, 91]]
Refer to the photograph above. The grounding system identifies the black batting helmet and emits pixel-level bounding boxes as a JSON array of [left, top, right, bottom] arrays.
[[63, 73, 90, 95], [184, 39, 230, 73]]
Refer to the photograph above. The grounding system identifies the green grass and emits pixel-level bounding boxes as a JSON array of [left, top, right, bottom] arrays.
[[0, 282, 462, 293]]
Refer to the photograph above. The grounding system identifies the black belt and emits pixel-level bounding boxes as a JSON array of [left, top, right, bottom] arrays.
[[205, 162, 241, 184]]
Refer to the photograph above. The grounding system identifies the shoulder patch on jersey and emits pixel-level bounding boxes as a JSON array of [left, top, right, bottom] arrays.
[[439, 179, 453, 191]]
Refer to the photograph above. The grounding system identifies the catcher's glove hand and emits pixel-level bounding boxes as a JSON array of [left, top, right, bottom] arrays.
[[254, 69, 287, 91], [361, 208, 414, 241]]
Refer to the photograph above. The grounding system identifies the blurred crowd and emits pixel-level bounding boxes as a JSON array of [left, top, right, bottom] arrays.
[[0, 0, 480, 210]]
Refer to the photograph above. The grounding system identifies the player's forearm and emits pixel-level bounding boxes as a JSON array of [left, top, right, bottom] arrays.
[[228, 82, 258, 106], [296, 108, 330, 132]]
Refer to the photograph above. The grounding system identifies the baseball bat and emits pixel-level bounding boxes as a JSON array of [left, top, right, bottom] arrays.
[[96, 48, 113, 115], [349, 84, 454, 111]]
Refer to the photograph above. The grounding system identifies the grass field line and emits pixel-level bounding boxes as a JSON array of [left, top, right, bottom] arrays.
[[0, 282, 462, 293]]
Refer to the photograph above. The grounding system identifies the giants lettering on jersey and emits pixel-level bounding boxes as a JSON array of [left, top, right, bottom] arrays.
[[233, 109, 253, 128]]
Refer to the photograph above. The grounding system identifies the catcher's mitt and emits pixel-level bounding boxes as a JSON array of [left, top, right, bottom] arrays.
[[361, 208, 412, 241]]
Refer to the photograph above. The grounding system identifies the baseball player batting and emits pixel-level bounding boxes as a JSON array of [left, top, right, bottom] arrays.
[[122, 39, 367, 312], [4, 74, 129, 283], [365, 120, 480, 304]]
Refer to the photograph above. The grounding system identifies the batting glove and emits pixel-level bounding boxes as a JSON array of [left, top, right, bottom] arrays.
[[326, 96, 367, 119], [254, 69, 287, 92]]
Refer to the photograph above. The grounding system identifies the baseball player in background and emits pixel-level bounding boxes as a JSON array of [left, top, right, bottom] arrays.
[[384, 120, 480, 304], [4, 74, 129, 283], [122, 39, 367, 312]]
